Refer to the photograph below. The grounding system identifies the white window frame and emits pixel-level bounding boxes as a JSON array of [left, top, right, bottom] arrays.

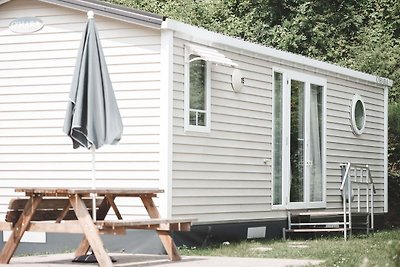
[[272, 67, 327, 210], [184, 46, 211, 133], [350, 94, 366, 136]]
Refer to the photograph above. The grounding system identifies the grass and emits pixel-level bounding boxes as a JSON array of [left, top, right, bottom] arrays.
[[179, 229, 400, 267]]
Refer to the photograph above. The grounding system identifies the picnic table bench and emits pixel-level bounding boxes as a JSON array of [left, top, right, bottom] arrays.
[[0, 188, 196, 267]]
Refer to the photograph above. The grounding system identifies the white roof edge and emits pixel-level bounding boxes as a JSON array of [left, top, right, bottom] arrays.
[[162, 19, 393, 87]]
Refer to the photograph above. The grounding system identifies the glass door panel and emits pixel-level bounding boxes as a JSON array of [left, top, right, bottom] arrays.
[[289, 80, 305, 203], [309, 84, 324, 202], [273, 72, 283, 205]]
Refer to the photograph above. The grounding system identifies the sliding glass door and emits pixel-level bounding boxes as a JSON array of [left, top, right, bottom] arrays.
[[273, 70, 326, 209], [289, 79, 306, 203]]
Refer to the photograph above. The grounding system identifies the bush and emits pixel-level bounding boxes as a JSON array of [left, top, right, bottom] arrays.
[[386, 172, 400, 228]]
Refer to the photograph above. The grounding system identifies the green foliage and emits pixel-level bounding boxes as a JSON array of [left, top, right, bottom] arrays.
[[106, 0, 399, 100], [389, 103, 400, 172]]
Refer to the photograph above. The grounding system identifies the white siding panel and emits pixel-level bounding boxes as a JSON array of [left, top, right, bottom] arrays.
[[325, 76, 385, 213], [171, 35, 386, 222], [0, 0, 162, 219], [171, 37, 272, 222]]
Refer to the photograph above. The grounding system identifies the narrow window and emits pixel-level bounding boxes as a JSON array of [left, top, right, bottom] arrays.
[[189, 55, 207, 126], [273, 72, 283, 205], [185, 53, 210, 132]]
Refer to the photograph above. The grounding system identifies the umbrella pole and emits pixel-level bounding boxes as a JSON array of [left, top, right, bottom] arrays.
[[91, 146, 97, 222]]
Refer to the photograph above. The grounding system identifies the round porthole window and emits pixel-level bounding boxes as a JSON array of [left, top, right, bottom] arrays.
[[351, 95, 366, 135]]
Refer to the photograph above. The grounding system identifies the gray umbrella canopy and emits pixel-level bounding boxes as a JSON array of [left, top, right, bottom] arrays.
[[64, 14, 123, 149]]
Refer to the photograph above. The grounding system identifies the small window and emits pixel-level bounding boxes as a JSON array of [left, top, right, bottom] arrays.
[[189, 55, 207, 126], [351, 95, 366, 135], [184, 52, 211, 132]]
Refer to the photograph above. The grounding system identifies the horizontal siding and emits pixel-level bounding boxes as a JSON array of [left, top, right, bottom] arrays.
[[172, 35, 386, 222], [0, 0, 162, 219], [172, 37, 272, 222], [325, 75, 385, 213]]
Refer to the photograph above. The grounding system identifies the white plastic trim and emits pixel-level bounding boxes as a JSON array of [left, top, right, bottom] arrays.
[[272, 67, 327, 210], [384, 87, 388, 212], [186, 43, 238, 67], [159, 29, 174, 217], [184, 46, 211, 133], [162, 19, 393, 87], [350, 94, 367, 136]]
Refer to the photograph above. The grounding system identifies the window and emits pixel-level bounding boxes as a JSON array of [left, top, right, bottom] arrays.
[[184, 44, 237, 133], [184, 53, 211, 132], [189, 55, 207, 126], [351, 95, 366, 135]]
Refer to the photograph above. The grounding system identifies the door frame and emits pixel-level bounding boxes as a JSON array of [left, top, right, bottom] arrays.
[[272, 67, 327, 210]]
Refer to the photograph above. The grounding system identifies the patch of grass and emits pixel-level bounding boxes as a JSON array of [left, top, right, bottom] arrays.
[[179, 229, 400, 267]]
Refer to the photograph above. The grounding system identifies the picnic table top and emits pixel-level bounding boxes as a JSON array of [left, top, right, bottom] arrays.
[[15, 187, 164, 197]]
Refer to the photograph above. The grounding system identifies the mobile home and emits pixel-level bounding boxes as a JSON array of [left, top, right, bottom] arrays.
[[0, 0, 392, 253]]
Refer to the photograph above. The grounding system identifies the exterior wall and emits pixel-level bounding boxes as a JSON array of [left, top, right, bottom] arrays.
[[325, 78, 385, 212], [172, 37, 278, 222], [171, 32, 386, 222], [0, 0, 162, 220]]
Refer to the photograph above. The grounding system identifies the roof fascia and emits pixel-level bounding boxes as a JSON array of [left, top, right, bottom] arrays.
[[38, 0, 164, 29], [162, 18, 393, 87]]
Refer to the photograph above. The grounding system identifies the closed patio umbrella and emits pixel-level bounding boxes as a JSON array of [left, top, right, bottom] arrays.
[[63, 11, 123, 222]]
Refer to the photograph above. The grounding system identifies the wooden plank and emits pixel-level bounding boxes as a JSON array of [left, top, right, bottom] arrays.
[[74, 196, 113, 257], [69, 194, 112, 267], [27, 221, 83, 233], [140, 196, 181, 261], [6, 210, 76, 224], [96, 218, 196, 227], [0, 196, 42, 264], [105, 194, 122, 220], [6, 208, 104, 224], [95, 218, 194, 231], [16, 188, 163, 197], [0, 222, 12, 231], [104, 222, 191, 231], [7, 198, 101, 210], [157, 230, 181, 261], [56, 202, 72, 223]]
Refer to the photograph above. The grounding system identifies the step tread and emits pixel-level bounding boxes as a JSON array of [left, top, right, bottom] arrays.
[[291, 211, 369, 217], [285, 228, 346, 233], [290, 222, 349, 226]]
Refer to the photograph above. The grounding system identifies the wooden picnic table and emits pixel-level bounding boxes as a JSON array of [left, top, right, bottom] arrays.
[[0, 187, 195, 267]]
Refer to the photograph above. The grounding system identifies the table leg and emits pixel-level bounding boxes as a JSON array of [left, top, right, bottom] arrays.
[[74, 196, 113, 257], [0, 196, 42, 264], [69, 194, 112, 267], [140, 196, 181, 261]]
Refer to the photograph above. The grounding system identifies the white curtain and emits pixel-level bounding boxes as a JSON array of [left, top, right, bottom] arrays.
[[309, 85, 323, 202]]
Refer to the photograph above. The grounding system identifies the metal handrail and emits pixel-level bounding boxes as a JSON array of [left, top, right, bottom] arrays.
[[367, 168, 377, 193], [340, 162, 375, 241], [340, 162, 351, 191]]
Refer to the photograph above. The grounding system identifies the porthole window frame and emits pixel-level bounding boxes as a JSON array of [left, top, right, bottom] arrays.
[[351, 94, 366, 136]]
